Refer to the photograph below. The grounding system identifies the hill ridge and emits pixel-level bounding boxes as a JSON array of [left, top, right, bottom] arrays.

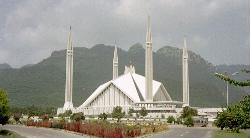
[[0, 44, 247, 107]]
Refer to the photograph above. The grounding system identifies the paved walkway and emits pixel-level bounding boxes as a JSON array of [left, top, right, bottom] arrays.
[[149, 125, 214, 138], [2, 125, 91, 138]]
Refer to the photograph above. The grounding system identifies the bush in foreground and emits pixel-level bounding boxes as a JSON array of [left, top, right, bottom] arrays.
[[0, 130, 25, 138], [0, 89, 10, 125], [26, 120, 168, 138], [215, 95, 250, 133]]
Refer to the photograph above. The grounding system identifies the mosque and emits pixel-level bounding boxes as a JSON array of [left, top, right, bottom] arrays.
[[57, 16, 189, 116]]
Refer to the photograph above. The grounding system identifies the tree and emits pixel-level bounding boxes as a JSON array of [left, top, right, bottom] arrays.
[[167, 116, 175, 124], [181, 106, 198, 119], [111, 106, 125, 122], [70, 113, 85, 122], [139, 107, 148, 118], [64, 110, 72, 116], [217, 105, 244, 133], [180, 106, 197, 127], [175, 117, 182, 124], [239, 95, 250, 128], [27, 105, 41, 118], [215, 69, 250, 87], [215, 109, 228, 130], [0, 89, 10, 125], [215, 95, 250, 132], [128, 108, 135, 117], [184, 116, 194, 127], [98, 113, 107, 120], [10, 106, 56, 118]]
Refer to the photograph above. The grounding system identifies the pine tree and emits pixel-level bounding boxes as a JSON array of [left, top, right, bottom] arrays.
[[112, 106, 125, 122], [139, 107, 148, 118], [215, 69, 250, 86]]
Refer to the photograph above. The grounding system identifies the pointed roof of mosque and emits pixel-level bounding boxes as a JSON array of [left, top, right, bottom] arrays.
[[79, 72, 172, 108]]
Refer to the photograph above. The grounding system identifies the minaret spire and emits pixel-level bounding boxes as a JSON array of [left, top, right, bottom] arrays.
[[63, 26, 74, 110], [182, 37, 189, 106], [113, 43, 118, 80], [145, 15, 153, 102]]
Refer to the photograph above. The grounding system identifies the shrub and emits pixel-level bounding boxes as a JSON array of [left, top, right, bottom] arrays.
[[58, 110, 72, 118], [184, 116, 193, 127], [40, 114, 49, 121], [215, 95, 250, 133], [25, 118, 169, 137], [64, 122, 81, 132], [167, 116, 175, 124], [98, 113, 108, 120], [175, 117, 182, 124], [70, 112, 85, 122], [112, 106, 125, 122], [181, 106, 197, 118], [128, 108, 135, 117], [0, 89, 10, 125], [51, 121, 64, 129], [65, 110, 72, 116], [139, 107, 148, 118]]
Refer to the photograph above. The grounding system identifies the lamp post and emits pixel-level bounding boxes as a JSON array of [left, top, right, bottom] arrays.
[[225, 71, 239, 106]]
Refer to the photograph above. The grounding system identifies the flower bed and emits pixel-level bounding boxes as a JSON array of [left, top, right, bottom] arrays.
[[26, 120, 168, 138], [27, 120, 52, 128]]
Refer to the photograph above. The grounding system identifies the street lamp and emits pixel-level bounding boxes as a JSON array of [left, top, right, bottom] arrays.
[[225, 71, 239, 106]]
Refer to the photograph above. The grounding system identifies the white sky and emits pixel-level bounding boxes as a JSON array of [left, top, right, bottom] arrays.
[[0, 0, 249, 67]]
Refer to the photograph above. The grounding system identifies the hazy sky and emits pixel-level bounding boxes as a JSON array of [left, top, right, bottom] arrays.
[[0, 0, 249, 67]]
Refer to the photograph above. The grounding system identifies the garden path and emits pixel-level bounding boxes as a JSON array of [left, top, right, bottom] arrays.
[[2, 125, 91, 138], [150, 125, 214, 138]]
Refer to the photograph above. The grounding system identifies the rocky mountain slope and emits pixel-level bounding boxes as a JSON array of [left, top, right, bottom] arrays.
[[0, 44, 248, 107]]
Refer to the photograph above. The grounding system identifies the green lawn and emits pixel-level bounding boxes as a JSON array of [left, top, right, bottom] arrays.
[[212, 130, 250, 138], [0, 129, 25, 138]]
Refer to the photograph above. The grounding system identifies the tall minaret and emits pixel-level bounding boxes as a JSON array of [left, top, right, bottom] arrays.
[[145, 16, 153, 102], [63, 26, 74, 110], [113, 45, 118, 80], [182, 37, 189, 106]]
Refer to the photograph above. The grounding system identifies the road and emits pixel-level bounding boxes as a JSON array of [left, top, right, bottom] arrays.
[[150, 126, 213, 138], [1, 125, 91, 138]]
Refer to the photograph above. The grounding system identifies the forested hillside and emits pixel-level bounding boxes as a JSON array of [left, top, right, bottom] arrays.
[[0, 44, 247, 107]]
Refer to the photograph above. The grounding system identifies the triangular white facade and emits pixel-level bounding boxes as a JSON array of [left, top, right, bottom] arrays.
[[79, 72, 172, 109]]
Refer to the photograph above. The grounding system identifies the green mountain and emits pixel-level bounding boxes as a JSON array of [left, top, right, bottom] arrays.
[[0, 44, 247, 107], [0, 63, 12, 70], [215, 64, 250, 98]]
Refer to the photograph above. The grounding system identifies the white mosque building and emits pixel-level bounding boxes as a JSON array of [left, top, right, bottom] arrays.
[[57, 16, 189, 116]]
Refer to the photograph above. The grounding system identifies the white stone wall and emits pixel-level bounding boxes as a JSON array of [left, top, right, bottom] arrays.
[[82, 84, 133, 115], [153, 87, 167, 101]]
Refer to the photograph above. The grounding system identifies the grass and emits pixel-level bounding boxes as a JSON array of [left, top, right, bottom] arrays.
[[0, 129, 25, 138], [212, 130, 250, 138]]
